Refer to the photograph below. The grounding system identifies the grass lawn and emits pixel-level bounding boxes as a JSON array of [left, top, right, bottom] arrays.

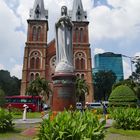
[[105, 128, 140, 140], [0, 123, 40, 140], [0, 132, 34, 140], [0, 129, 33, 140], [1, 125, 140, 140]]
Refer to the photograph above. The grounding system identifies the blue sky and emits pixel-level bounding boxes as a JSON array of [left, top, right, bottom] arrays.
[[0, 0, 140, 79]]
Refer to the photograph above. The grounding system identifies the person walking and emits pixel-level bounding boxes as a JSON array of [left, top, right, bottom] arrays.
[[101, 101, 107, 119]]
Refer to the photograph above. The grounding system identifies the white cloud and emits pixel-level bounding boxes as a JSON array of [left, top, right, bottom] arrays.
[[16, 0, 72, 41], [11, 64, 22, 79], [89, 0, 140, 41], [9, 58, 16, 63], [0, 1, 26, 65], [134, 52, 140, 57], [0, 64, 4, 70], [93, 48, 105, 55], [1, 0, 140, 79]]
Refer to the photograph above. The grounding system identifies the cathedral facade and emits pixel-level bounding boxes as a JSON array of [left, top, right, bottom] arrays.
[[20, 0, 94, 102]]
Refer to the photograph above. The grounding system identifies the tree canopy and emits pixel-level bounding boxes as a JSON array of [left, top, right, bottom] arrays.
[[93, 70, 117, 101], [130, 57, 140, 83], [113, 79, 140, 100], [75, 78, 89, 104], [109, 85, 138, 107], [0, 70, 21, 96], [26, 77, 52, 102], [130, 57, 140, 100]]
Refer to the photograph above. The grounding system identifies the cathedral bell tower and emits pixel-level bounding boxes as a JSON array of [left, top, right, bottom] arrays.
[[20, 0, 48, 95], [69, 0, 94, 102]]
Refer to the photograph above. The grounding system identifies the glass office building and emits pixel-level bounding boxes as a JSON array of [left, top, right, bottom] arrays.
[[93, 52, 124, 82]]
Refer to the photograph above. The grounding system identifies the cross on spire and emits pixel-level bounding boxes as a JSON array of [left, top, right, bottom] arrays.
[[69, 0, 87, 21], [30, 0, 48, 20]]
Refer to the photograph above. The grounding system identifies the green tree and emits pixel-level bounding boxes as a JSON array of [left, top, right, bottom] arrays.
[[133, 84, 140, 100], [75, 78, 89, 104], [0, 88, 6, 107], [128, 57, 140, 100], [113, 79, 140, 100], [93, 70, 117, 101], [26, 77, 52, 102], [113, 79, 135, 90], [130, 57, 140, 83], [0, 70, 21, 96], [109, 85, 138, 107]]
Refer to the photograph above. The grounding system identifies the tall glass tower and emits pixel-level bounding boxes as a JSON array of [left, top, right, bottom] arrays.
[[93, 52, 124, 82]]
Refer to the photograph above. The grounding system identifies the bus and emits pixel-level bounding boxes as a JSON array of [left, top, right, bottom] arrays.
[[5, 96, 42, 112]]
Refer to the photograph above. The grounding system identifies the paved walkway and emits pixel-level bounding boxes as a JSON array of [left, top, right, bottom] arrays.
[[13, 117, 113, 128], [13, 118, 114, 138], [13, 114, 49, 124], [106, 119, 114, 128], [13, 118, 42, 124]]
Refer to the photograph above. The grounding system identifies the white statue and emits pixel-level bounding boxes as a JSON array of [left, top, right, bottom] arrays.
[[23, 104, 28, 121], [55, 6, 74, 73]]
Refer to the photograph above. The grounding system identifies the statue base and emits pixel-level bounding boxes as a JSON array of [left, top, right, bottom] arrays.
[[52, 73, 76, 111]]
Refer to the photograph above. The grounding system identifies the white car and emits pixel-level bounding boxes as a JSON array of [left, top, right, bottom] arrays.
[[76, 102, 82, 110], [87, 102, 102, 109], [43, 104, 50, 110]]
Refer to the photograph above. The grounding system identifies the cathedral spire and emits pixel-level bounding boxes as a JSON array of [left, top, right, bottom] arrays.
[[30, 0, 48, 20], [69, 0, 87, 21]]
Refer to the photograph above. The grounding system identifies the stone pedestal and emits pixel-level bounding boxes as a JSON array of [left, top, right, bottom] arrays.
[[52, 73, 76, 111]]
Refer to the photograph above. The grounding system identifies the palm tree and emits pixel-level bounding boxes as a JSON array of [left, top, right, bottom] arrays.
[[75, 78, 89, 105], [26, 77, 52, 102]]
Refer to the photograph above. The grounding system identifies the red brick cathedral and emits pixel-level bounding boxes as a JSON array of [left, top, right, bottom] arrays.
[[20, 0, 93, 102]]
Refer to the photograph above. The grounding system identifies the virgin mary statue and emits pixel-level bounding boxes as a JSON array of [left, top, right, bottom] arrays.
[[55, 6, 74, 73]]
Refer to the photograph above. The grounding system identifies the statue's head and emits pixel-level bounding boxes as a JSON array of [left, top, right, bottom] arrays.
[[61, 6, 67, 16]]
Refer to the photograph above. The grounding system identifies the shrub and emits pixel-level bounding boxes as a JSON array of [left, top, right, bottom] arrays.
[[110, 108, 140, 130], [10, 107, 22, 115], [37, 110, 106, 140], [0, 108, 14, 133], [94, 108, 103, 115], [109, 85, 138, 107]]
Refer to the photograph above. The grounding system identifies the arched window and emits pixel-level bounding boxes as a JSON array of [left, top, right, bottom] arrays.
[[35, 73, 40, 79], [75, 58, 80, 69], [75, 28, 79, 43], [30, 51, 41, 69], [75, 52, 86, 70], [30, 73, 34, 81], [81, 58, 85, 70], [81, 74, 84, 79], [32, 27, 37, 41], [80, 28, 83, 42], [37, 27, 41, 41], [76, 73, 80, 78], [30, 57, 35, 69], [36, 57, 40, 69]]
